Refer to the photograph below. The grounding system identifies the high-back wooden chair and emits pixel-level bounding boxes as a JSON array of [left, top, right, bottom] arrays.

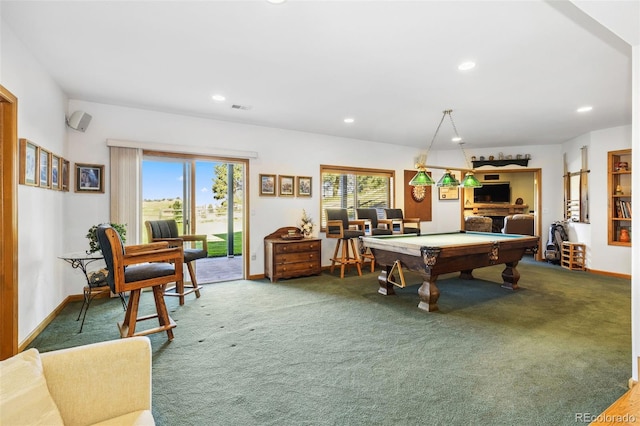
[[145, 219, 207, 305], [97, 224, 183, 341], [382, 208, 421, 235], [326, 208, 365, 278], [356, 208, 392, 272]]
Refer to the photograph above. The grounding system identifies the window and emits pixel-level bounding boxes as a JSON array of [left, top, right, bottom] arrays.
[[320, 165, 395, 229]]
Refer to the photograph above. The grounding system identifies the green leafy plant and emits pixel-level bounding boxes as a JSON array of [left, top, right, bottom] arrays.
[[86, 223, 127, 253]]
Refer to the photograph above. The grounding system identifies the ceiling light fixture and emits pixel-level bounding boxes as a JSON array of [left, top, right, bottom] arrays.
[[409, 109, 482, 188], [212, 94, 226, 102], [577, 106, 593, 113], [344, 117, 355, 124], [458, 61, 476, 71], [266, 0, 287, 4]]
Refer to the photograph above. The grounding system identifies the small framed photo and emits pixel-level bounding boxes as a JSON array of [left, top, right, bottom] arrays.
[[279, 175, 295, 197], [259, 174, 276, 196], [438, 186, 459, 200], [38, 148, 50, 189], [19, 138, 39, 186], [51, 154, 61, 190], [75, 163, 104, 193], [297, 176, 312, 197], [62, 160, 70, 191]]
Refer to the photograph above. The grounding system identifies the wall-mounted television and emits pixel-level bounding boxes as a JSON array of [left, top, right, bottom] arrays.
[[473, 183, 511, 203]]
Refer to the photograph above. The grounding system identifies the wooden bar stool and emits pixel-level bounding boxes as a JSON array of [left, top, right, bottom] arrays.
[[325, 209, 365, 278]]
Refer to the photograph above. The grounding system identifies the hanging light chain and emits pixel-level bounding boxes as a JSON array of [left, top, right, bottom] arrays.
[[418, 110, 449, 167]]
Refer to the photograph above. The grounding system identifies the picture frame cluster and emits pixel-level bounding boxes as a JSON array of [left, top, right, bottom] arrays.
[[18, 138, 104, 193], [259, 174, 311, 197]]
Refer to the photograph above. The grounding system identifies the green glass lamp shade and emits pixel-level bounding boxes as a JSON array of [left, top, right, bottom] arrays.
[[436, 170, 460, 187], [460, 172, 483, 188], [409, 170, 435, 186]]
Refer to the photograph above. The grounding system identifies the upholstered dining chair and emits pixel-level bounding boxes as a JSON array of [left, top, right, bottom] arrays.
[[96, 224, 183, 341], [356, 208, 392, 272], [382, 208, 421, 235], [326, 208, 366, 278], [145, 219, 207, 305]]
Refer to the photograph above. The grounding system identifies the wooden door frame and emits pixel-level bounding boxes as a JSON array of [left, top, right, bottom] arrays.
[[1, 85, 18, 359], [459, 168, 543, 260]]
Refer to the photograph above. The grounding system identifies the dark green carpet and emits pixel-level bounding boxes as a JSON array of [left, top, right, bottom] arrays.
[[29, 258, 631, 425]]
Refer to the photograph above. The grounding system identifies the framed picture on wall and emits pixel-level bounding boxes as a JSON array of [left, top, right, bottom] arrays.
[[75, 163, 104, 193], [38, 148, 50, 188], [259, 174, 276, 196], [19, 138, 39, 186], [62, 160, 70, 191], [438, 186, 459, 200], [51, 154, 61, 190], [279, 175, 294, 196], [297, 176, 312, 197]]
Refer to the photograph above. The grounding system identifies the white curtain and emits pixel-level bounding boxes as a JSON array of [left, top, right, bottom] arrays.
[[109, 146, 141, 244]]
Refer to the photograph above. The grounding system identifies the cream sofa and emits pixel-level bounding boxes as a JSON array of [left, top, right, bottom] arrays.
[[0, 336, 154, 426]]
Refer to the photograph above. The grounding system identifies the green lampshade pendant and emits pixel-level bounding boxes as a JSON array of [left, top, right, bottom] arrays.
[[409, 170, 435, 186], [436, 170, 460, 187], [461, 172, 482, 188]]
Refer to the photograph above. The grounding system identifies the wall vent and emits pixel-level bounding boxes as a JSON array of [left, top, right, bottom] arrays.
[[483, 174, 500, 181]]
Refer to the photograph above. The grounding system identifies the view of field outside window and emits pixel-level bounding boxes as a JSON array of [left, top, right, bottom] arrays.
[[320, 170, 392, 228], [142, 157, 244, 282]]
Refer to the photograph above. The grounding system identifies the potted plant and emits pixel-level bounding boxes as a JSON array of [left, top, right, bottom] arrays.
[[86, 223, 127, 254]]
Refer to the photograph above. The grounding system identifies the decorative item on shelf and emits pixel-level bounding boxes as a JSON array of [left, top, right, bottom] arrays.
[[408, 109, 482, 188], [300, 209, 315, 238], [616, 162, 629, 171], [615, 184, 624, 195], [86, 223, 127, 254], [488, 155, 495, 161], [498, 152, 504, 160], [620, 228, 631, 243]]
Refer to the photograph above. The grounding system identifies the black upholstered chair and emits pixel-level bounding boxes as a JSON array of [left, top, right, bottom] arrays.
[[382, 208, 421, 235], [356, 208, 392, 272], [326, 208, 365, 278], [97, 224, 183, 340], [145, 219, 206, 305], [356, 208, 393, 236]]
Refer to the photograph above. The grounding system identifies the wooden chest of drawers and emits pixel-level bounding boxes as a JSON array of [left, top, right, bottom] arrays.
[[264, 227, 322, 282]]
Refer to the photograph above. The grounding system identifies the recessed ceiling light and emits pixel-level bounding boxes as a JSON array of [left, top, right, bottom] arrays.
[[266, 0, 287, 4], [344, 118, 355, 124], [577, 106, 593, 113], [458, 61, 476, 71], [212, 94, 226, 102], [451, 136, 462, 142]]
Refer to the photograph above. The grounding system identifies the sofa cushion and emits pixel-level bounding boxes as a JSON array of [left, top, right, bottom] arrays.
[[0, 348, 64, 425]]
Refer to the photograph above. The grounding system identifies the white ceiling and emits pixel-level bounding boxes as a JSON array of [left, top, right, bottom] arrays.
[[1, 0, 637, 150]]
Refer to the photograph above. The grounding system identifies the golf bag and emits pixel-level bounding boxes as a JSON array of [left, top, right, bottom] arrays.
[[544, 221, 569, 264]]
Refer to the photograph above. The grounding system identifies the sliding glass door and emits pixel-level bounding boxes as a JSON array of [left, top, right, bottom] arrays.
[[142, 152, 245, 282]]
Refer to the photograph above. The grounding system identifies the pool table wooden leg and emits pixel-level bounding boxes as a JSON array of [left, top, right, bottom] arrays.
[[501, 261, 520, 290], [377, 267, 396, 296], [417, 274, 440, 312]]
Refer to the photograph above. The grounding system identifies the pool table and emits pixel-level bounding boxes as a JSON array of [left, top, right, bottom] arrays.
[[360, 231, 540, 312]]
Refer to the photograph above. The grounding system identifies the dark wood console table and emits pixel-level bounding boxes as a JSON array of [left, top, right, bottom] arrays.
[[264, 227, 322, 282]]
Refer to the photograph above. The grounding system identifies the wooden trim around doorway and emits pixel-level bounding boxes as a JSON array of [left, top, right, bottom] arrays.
[[0, 85, 19, 359]]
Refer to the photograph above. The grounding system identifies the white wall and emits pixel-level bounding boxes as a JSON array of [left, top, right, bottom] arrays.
[[1, 22, 68, 342], [562, 126, 632, 275]]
